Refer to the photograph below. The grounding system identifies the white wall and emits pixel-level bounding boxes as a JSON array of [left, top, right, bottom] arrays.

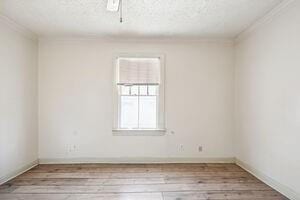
[[235, 0, 300, 198], [0, 18, 38, 182], [38, 39, 234, 161]]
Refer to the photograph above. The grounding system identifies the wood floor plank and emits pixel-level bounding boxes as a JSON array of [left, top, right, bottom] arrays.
[[7, 176, 259, 186], [164, 176, 260, 184], [163, 191, 289, 200], [30, 165, 244, 173], [7, 178, 165, 186], [30, 167, 246, 173], [0, 163, 289, 200], [10, 183, 272, 194], [0, 193, 163, 200], [18, 171, 252, 179]]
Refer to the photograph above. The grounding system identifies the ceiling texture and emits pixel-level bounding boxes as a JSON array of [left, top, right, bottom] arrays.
[[0, 0, 283, 39]]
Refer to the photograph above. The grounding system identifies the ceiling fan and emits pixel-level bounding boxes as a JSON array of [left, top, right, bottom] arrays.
[[107, 0, 123, 23]]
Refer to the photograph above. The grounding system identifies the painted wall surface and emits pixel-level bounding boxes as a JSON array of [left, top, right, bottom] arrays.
[[235, 1, 300, 196], [0, 19, 38, 180], [38, 39, 234, 160]]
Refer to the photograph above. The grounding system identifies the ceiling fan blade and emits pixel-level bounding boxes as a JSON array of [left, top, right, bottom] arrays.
[[107, 0, 120, 12]]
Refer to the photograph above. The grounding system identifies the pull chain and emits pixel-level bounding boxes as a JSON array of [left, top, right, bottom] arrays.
[[119, 0, 123, 23]]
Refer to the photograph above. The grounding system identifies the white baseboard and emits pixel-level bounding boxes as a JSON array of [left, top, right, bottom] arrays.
[[39, 157, 235, 164], [0, 159, 38, 185], [236, 159, 300, 200]]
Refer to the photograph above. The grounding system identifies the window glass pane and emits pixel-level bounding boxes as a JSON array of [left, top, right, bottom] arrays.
[[148, 85, 158, 95], [139, 96, 157, 128], [120, 96, 138, 128], [120, 85, 130, 95], [139, 85, 148, 95], [130, 85, 139, 95]]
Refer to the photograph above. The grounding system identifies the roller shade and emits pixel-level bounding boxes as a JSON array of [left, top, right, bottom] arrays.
[[117, 57, 160, 85]]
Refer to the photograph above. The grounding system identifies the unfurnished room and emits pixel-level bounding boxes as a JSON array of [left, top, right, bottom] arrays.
[[0, 0, 299, 199]]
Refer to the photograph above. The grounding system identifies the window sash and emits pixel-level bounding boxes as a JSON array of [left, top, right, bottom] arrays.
[[118, 85, 159, 129]]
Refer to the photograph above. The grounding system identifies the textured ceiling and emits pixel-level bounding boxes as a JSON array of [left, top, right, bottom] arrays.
[[0, 0, 283, 39]]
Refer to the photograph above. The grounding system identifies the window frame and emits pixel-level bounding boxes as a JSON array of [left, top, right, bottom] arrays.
[[112, 53, 166, 136]]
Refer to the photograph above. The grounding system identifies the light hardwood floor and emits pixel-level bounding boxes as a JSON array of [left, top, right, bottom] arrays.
[[0, 163, 288, 200]]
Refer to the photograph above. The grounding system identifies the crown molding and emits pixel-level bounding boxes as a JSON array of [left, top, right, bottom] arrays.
[[38, 36, 234, 44], [0, 14, 38, 41], [235, 0, 295, 43]]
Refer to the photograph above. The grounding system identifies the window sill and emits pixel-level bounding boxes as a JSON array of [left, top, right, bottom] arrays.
[[112, 129, 166, 136]]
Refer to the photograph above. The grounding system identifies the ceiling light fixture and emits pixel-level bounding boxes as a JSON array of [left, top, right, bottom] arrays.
[[107, 0, 123, 23], [107, 0, 119, 12]]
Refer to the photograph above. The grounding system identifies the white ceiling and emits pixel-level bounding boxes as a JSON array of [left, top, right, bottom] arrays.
[[1, 0, 283, 39]]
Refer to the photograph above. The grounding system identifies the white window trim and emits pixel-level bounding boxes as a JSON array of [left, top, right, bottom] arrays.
[[112, 53, 166, 136]]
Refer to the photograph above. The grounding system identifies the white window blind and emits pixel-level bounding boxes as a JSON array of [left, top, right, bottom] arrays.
[[117, 57, 160, 85]]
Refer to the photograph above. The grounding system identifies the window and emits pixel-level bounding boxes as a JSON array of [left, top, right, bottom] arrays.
[[113, 55, 165, 134]]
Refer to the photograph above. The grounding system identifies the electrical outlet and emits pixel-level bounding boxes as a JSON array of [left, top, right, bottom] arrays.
[[179, 144, 184, 151], [67, 144, 77, 153], [198, 146, 203, 152]]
